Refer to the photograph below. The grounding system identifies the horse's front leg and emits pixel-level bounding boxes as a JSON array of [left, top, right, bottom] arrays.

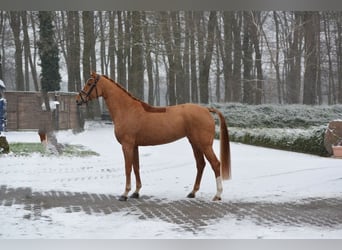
[[119, 144, 134, 201], [130, 146, 142, 199]]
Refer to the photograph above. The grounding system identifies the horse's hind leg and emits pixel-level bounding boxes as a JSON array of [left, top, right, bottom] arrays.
[[130, 146, 142, 199], [187, 144, 206, 198], [203, 146, 223, 201]]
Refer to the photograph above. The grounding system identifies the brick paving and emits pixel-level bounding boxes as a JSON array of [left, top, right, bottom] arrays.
[[1, 185, 342, 232]]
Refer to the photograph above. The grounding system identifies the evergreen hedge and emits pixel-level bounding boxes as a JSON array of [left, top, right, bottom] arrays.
[[228, 126, 329, 156], [211, 103, 342, 156]]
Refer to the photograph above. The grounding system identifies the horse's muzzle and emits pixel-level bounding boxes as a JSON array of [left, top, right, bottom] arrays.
[[76, 94, 86, 106], [76, 92, 86, 106], [76, 99, 83, 106]]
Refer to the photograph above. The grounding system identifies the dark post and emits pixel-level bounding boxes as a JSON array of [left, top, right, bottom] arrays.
[[0, 53, 2, 80], [54, 92, 60, 130]]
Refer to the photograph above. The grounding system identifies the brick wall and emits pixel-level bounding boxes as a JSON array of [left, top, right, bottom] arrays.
[[5, 91, 83, 131]]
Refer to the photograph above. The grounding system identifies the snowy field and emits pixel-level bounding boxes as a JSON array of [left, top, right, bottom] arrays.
[[1, 121, 342, 239]]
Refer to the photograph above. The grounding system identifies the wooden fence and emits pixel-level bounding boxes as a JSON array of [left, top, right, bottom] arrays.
[[5, 91, 83, 131]]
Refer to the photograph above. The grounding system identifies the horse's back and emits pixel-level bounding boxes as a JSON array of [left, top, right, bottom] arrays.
[[170, 103, 216, 143], [174, 103, 214, 126]]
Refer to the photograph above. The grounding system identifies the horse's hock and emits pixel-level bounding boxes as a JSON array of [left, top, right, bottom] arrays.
[[324, 120, 342, 155]]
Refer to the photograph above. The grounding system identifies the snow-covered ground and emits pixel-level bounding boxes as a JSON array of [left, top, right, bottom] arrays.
[[1, 121, 342, 238]]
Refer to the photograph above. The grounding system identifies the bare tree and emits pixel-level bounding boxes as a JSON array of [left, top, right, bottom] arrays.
[[303, 11, 321, 105], [198, 11, 216, 104], [128, 11, 144, 100], [82, 11, 99, 118], [117, 11, 127, 87], [334, 12, 342, 103], [9, 11, 24, 91], [242, 11, 254, 104], [142, 12, 154, 104], [323, 12, 336, 104], [222, 11, 233, 102], [108, 11, 115, 79], [160, 11, 176, 105]]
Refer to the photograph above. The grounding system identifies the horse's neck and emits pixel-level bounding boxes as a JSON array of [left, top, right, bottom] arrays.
[[103, 82, 140, 123]]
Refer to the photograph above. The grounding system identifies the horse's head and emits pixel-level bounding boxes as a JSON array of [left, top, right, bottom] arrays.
[[76, 72, 101, 105]]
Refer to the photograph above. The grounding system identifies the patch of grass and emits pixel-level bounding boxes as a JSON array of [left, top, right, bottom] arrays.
[[6, 142, 99, 157], [61, 144, 99, 157], [9, 142, 45, 156]]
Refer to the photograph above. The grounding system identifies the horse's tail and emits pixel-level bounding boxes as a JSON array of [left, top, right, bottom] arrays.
[[208, 108, 231, 180]]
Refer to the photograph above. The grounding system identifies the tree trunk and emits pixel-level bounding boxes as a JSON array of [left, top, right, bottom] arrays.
[[142, 12, 154, 105], [323, 12, 336, 104], [336, 13, 342, 103], [198, 11, 216, 104], [249, 11, 263, 104], [66, 11, 81, 92], [129, 11, 144, 100], [99, 11, 106, 75], [232, 12, 242, 103], [160, 11, 176, 105], [273, 11, 283, 104], [22, 12, 39, 91], [117, 11, 127, 87], [222, 11, 233, 102], [82, 11, 99, 118], [190, 11, 198, 103], [285, 12, 303, 104], [303, 11, 320, 105], [21, 11, 31, 91], [108, 11, 116, 79], [38, 11, 61, 92], [82, 11, 92, 81], [242, 11, 253, 104], [9, 11, 24, 91], [171, 12, 186, 104], [183, 11, 191, 103]]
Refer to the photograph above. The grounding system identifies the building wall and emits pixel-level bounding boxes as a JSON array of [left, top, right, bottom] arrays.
[[5, 91, 82, 131]]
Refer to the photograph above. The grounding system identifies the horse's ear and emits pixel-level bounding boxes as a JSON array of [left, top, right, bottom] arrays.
[[91, 71, 97, 78]]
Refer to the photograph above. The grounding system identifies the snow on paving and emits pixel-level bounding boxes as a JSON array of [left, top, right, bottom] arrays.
[[1, 122, 342, 238]]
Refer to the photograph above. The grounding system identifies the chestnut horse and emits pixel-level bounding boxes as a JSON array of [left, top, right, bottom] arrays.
[[76, 72, 231, 201]]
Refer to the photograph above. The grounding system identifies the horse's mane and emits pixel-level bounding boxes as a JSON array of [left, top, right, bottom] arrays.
[[102, 75, 166, 113]]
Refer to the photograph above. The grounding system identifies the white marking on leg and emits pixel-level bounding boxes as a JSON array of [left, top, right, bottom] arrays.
[[134, 186, 141, 194], [215, 176, 223, 198], [123, 185, 131, 197]]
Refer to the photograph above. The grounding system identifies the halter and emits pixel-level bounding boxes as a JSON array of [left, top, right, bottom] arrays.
[[78, 74, 100, 105]]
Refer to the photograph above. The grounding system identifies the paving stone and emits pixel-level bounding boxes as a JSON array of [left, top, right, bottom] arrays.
[[1, 185, 342, 231]]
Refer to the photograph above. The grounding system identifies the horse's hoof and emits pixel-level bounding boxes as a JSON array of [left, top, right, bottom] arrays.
[[212, 196, 222, 201], [130, 192, 139, 199], [119, 195, 128, 201], [187, 193, 195, 198]]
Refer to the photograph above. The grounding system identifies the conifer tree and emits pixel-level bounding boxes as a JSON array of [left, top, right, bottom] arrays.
[[38, 11, 61, 92]]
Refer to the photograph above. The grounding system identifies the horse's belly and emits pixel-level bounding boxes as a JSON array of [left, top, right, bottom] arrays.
[[136, 127, 186, 146]]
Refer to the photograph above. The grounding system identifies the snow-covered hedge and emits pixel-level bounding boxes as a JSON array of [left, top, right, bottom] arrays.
[[210, 103, 342, 156], [228, 126, 329, 156], [211, 103, 342, 128]]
